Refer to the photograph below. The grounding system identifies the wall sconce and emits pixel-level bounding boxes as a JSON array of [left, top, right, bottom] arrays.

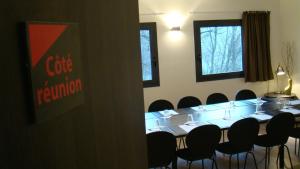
[[165, 12, 183, 31], [170, 26, 180, 31]]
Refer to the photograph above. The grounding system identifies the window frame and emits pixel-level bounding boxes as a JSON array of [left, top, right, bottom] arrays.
[[140, 22, 160, 88], [193, 19, 244, 82]]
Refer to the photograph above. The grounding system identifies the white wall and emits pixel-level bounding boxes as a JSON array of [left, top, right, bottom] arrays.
[[139, 0, 282, 110], [279, 0, 300, 96]]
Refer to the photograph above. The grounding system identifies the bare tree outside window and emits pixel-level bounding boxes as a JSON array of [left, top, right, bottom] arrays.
[[140, 30, 152, 81], [139, 23, 160, 87], [201, 26, 243, 75], [194, 20, 244, 82]]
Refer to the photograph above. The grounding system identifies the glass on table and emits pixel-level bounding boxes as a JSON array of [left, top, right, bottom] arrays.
[[223, 109, 231, 120], [185, 114, 197, 126], [187, 114, 194, 122], [198, 105, 205, 112], [282, 99, 291, 109], [256, 97, 263, 104], [229, 100, 235, 109], [255, 97, 264, 114]]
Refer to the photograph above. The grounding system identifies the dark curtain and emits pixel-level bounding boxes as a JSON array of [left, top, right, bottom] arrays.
[[242, 11, 274, 82]]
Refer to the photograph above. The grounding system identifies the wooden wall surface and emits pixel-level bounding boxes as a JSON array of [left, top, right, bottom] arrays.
[[0, 0, 147, 168]]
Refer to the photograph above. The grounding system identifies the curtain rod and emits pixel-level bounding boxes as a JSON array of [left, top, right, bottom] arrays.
[[189, 11, 242, 14], [244, 11, 270, 13], [139, 10, 270, 16], [190, 10, 270, 14], [140, 11, 241, 15]]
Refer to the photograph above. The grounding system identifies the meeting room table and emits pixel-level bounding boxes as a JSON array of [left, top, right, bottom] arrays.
[[145, 98, 300, 169]]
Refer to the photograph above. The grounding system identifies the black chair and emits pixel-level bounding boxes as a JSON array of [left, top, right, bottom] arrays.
[[206, 93, 229, 105], [148, 99, 174, 112], [254, 113, 295, 169], [290, 119, 300, 156], [177, 96, 202, 109], [216, 118, 259, 169], [235, 89, 257, 101], [147, 131, 177, 169], [290, 126, 300, 156], [177, 125, 221, 169], [177, 96, 202, 149]]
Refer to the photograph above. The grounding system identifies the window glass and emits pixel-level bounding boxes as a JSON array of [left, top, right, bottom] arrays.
[[140, 30, 153, 81], [139, 23, 160, 87], [194, 20, 244, 82]]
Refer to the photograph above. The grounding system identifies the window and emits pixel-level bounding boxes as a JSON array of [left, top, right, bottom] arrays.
[[193, 20, 244, 82], [139, 22, 160, 87]]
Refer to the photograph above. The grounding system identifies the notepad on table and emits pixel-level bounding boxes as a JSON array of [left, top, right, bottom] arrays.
[[247, 99, 267, 104], [248, 113, 272, 121], [280, 108, 300, 115], [159, 110, 178, 117], [289, 100, 300, 106], [179, 123, 198, 133], [207, 119, 237, 129]]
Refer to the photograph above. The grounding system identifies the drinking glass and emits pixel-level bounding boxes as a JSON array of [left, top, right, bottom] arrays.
[[198, 105, 205, 112], [223, 109, 231, 120], [282, 99, 290, 109], [187, 114, 194, 122], [229, 101, 235, 109], [255, 97, 263, 114]]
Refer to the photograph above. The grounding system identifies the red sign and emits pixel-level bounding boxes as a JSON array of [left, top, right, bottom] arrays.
[[26, 22, 84, 122]]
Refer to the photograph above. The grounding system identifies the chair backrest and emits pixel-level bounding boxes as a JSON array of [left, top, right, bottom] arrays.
[[177, 96, 202, 109], [266, 112, 295, 144], [206, 93, 229, 104], [235, 89, 257, 100], [148, 99, 174, 112], [186, 125, 221, 158], [227, 118, 259, 151], [147, 131, 177, 168]]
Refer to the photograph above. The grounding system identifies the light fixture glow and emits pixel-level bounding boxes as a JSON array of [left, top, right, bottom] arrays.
[[170, 26, 180, 31], [165, 11, 184, 31]]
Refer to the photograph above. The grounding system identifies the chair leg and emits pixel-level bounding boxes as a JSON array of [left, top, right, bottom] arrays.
[[284, 145, 294, 169], [276, 150, 279, 166], [243, 152, 249, 169], [267, 147, 271, 165], [171, 156, 177, 169], [298, 139, 300, 157], [229, 155, 232, 169], [188, 161, 192, 169], [213, 152, 218, 169], [249, 151, 258, 169], [265, 147, 268, 169], [237, 153, 240, 169], [295, 138, 297, 155], [202, 160, 205, 169]]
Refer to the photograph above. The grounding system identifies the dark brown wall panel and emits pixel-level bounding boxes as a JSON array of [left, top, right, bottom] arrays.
[[0, 0, 147, 168]]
